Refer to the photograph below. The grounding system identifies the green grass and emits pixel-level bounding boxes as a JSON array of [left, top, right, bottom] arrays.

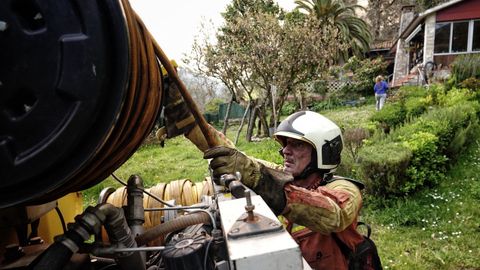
[[321, 103, 376, 129], [83, 104, 479, 269], [83, 137, 209, 206]]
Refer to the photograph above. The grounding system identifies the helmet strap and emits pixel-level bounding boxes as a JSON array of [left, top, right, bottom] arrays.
[[294, 149, 329, 180]]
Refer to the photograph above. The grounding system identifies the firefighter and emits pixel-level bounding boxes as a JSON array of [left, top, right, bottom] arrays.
[[204, 111, 365, 269]]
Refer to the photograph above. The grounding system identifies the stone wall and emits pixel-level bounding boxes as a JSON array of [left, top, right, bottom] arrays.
[[392, 6, 417, 86], [423, 15, 436, 65]]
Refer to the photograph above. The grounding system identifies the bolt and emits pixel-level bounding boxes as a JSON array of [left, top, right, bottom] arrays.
[[0, 21, 8, 32], [245, 190, 252, 206], [244, 190, 255, 221]]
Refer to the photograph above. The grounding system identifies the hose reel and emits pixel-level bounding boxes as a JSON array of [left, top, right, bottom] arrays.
[[0, 0, 163, 207]]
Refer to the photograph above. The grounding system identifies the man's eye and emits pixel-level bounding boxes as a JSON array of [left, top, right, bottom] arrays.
[[291, 142, 304, 148]]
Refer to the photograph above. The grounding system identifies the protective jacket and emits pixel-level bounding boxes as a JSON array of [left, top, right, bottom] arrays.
[[282, 173, 365, 270]]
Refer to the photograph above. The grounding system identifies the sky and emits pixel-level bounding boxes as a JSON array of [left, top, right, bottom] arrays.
[[129, 0, 298, 67]]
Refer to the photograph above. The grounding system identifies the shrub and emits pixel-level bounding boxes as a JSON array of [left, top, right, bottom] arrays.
[[343, 127, 370, 162], [358, 98, 480, 197], [404, 97, 428, 119], [422, 101, 480, 152], [396, 85, 428, 99], [402, 132, 447, 193], [370, 103, 406, 131], [357, 142, 412, 196], [310, 98, 342, 111], [437, 87, 475, 107], [459, 77, 480, 91], [451, 54, 480, 83], [446, 120, 478, 162], [280, 101, 297, 116]]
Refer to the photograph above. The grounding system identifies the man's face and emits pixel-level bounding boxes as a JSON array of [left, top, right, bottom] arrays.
[[281, 137, 313, 177]]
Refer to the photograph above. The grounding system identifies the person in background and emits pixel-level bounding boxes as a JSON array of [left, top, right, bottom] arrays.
[[374, 75, 388, 111], [205, 111, 367, 269]]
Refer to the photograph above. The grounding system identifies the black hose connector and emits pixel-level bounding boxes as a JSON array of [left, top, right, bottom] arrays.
[[126, 175, 145, 237], [33, 203, 145, 270], [97, 204, 146, 270]]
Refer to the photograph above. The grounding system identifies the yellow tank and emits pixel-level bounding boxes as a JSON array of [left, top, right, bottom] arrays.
[[36, 193, 84, 244]]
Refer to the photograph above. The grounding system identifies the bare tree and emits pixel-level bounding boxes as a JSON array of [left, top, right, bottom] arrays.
[[178, 67, 225, 112]]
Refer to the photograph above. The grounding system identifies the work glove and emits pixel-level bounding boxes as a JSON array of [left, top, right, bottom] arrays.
[[204, 146, 293, 215], [163, 79, 196, 138], [204, 146, 261, 187]]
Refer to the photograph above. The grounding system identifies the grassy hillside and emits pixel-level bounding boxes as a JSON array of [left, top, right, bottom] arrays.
[[365, 140, 480, 269]]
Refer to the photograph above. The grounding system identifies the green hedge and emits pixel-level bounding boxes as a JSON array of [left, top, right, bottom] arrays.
[[369, 85, 437, 131], [370, 103, 406, 131], [357, 94, 479, 197], [357, 141, 412, 196]]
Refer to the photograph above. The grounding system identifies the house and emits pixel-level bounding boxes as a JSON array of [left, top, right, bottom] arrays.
[[391, 0, 480, 87], [367, 40, 395, 79]]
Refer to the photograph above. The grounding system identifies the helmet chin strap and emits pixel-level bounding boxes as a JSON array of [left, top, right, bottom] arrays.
[[294, 150, 331, 180], [280, 147, 334, 181]]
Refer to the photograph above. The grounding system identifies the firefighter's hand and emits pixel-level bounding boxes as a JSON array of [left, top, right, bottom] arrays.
[[163, 82, 196, 138], [204, 146, 260, 187]]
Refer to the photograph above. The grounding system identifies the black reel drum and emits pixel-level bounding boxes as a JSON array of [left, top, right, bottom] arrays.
[[0, 0, 130, 207]]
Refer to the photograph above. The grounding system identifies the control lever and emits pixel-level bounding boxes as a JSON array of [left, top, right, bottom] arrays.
[[220, 173, 255, 199]]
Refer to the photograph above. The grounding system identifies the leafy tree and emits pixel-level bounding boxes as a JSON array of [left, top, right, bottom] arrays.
[[365, 0, 450, 42], [294, 0, 372, 61], [340, 56, 388, 98], [222, 0, 283, 19], [187, 0, 345, 139], [366, 0, 408, 41], [416, 0, 449, 9]]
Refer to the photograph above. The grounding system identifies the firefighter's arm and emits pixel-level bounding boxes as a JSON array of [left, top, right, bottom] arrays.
[[283, 180, 362, 234], [204, 147, 292, 215]]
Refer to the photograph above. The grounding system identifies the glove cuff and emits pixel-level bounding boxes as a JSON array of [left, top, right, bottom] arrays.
[[252, 165, 293, 216], [163, 83, 196, 138]]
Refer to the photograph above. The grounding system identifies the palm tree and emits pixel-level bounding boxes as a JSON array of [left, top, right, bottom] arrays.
[[295, 0, 372, 61]]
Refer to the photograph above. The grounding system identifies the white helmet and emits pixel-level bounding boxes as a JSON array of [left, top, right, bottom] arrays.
[[274, 111, 343, 172]]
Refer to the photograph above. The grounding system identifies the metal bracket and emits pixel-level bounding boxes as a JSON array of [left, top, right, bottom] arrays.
[[227, 212, 283, 239], [228, 190, 283, 239]]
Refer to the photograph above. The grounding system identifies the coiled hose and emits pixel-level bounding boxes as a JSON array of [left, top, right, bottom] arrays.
[[54, 0, 218, 199]]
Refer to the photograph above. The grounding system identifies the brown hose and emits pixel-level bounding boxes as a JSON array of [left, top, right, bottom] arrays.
[[135, 211, 211, 247], [147, 26, 218, 149], [46, 0, 222, 200]]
